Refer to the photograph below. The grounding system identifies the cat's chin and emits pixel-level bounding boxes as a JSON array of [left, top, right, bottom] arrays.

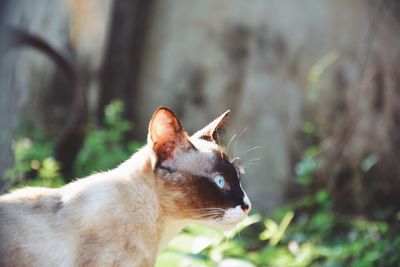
[[200, 219, 244, 231], [216, 222, 242, 231]]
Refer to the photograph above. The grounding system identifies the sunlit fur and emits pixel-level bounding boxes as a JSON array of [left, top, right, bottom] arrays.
[[0, 108, 251, 267]]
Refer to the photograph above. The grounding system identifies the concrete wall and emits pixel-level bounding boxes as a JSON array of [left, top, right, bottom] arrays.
[[0, 0, 112, 182], [0, 0, 70, 181], [134, 0, 400, 212]]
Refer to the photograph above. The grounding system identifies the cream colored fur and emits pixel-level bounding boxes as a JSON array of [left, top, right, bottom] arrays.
[[0, 146, 185, 267]]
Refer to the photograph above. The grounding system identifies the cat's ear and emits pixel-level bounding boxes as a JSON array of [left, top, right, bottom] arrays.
[[192, 110, 231, 142], [148, 107, 194, 162]]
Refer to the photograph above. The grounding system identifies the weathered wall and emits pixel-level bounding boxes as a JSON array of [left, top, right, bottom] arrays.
[[1, 0, 399, 211], [0, 0, 70, 182], [0, 0, 112, 181], [134, 0, 400, 212]]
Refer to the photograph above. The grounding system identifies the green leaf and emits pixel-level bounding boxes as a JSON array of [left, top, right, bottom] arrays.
[[361, 154, 378, 172], [302, 122, 316, 135], [260, 211, 294, 246], [217, 258, 256, 267], [307, 50, 340, 102]]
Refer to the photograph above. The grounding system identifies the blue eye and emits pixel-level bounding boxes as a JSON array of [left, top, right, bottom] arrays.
[[213, 175, 225, 189]]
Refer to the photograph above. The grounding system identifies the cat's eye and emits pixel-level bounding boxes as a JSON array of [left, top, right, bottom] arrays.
[[213, 175, 225, 189]]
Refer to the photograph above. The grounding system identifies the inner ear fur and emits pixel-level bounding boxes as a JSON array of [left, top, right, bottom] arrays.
[[148, 107, 194, 162], [192, 110, 231, 142]]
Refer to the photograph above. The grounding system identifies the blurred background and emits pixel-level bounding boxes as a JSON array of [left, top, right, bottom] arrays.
[[1, 0, 400, 266]]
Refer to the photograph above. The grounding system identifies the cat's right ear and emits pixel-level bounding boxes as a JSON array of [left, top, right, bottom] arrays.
[[148, 107, 194, 163], [192, 110, 230, 142]]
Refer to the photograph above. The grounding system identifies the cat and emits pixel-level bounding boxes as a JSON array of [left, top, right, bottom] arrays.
[[0, 107, 251, 267]]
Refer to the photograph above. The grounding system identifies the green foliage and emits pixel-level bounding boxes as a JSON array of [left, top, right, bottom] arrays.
[[74, 100, 141, 177], [260, 211, 294, 245], [295, 145, 320, 186], [4, 138, 64, 188], [156, 215, 261, 267], [4, 100, 141, 188]]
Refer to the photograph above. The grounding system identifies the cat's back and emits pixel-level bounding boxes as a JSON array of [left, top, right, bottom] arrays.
[[0, 186, 67, 230], [0, 171, 160, 267], [0, 187, 64, 235], [0, 186, 62, 210], [0, 187, 75, 266]]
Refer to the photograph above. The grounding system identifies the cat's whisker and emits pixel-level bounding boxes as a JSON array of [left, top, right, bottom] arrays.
[[243, 158, 261, 165], [205, 212, 225, 216], [243, 162, 260, 169], [243, 160, 259, 165], [239, 158, 262, 172], [181, 207, 226, 220], [226, 134, 237, 155], [181, 210, 220, 214], [246, 161, 260, 165], [224, 233, 230, 245], [214, 130, 224, 158], [242, 146, 261, 156], [187, 214, 223, 221], [242, 159, 261, 170], [230, 156, 240, 164], [200, 215, 222, 221], [200, 216, 224, 224], [184, 207, 226, 212], [203, 211, 225, 214], [200, 212, 224, 217], [233, 127, 248, 159], [236, 225, 242, 241], [199, 212, 225, 218]]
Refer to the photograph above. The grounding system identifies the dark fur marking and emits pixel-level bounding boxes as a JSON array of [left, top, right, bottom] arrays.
[[174, 155, 246, 217], [52, 200, 63, 213], [212, 157, 246, 205]]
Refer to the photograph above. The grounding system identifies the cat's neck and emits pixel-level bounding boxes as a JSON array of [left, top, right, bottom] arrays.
[[115, 145, 154, 177], [157, 219, 190, 252], [113, 145, 190, 250]]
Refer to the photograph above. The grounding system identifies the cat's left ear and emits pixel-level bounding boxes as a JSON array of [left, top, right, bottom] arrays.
[[192, 110, 231, 142], [148, 107, 194, 163]]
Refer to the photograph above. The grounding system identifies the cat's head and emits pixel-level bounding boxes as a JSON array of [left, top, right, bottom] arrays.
[[147, 107, 251, 230]]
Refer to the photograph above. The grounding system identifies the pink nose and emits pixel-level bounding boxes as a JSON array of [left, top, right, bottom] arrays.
[[242, 204, 250, 213]]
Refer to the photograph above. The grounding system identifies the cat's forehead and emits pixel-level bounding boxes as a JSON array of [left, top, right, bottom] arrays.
[[189, 137, 222, 153], [163, 138, 225, 176]]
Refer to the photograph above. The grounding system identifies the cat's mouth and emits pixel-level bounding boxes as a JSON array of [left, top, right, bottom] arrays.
[[220, 205, 247, 229], [199, 205, 247, 230]]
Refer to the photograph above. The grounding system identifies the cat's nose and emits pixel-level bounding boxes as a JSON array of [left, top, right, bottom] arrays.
[[242, 191, 251, 213], [241, 203, 250, 213]]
